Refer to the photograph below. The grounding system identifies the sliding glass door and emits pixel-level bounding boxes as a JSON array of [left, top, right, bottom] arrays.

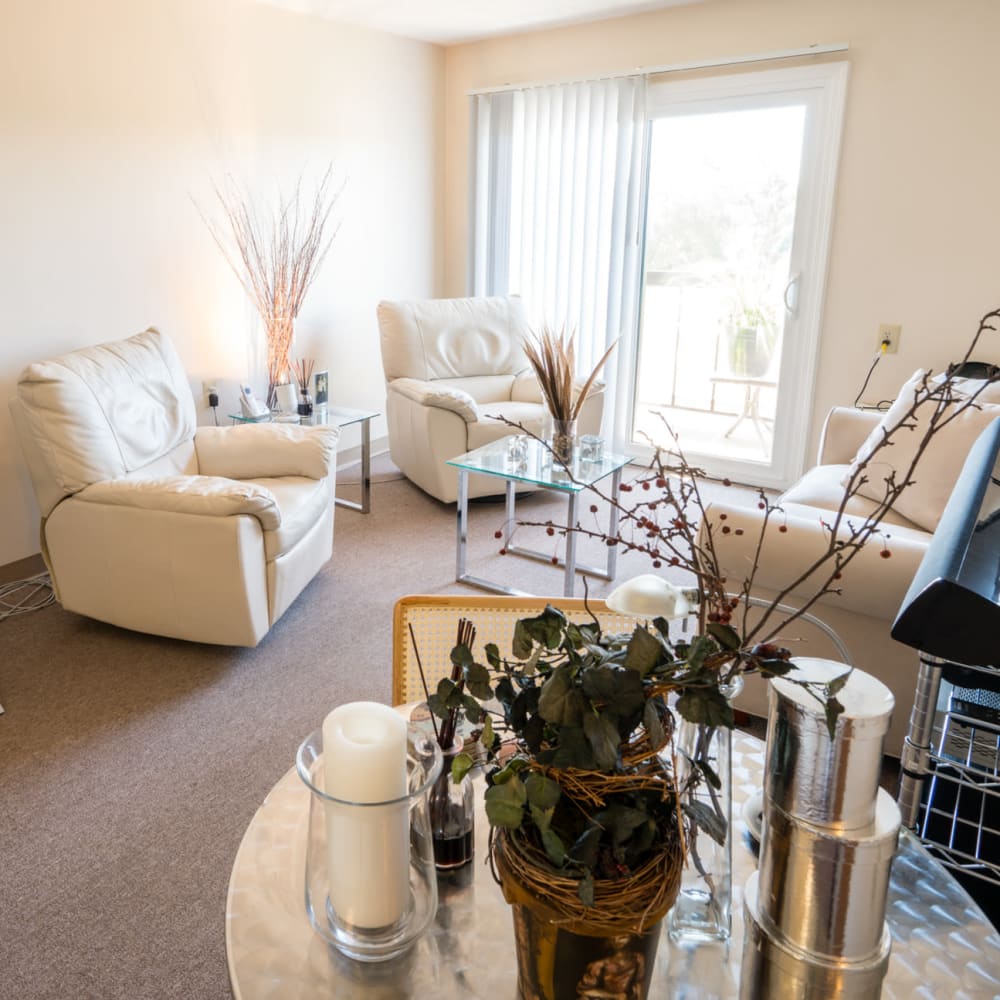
[[629, 63, 848, 487]]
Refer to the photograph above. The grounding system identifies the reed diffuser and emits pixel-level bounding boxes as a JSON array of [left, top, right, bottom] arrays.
[[294, 358, 315, 417]]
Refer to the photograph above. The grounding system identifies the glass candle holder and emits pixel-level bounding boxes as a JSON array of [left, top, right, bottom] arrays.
[[296, 728, 443, 962], [579, 434, 604, 463]]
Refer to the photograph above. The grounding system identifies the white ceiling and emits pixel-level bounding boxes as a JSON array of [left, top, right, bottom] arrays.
[[252, 0, 701, 46]]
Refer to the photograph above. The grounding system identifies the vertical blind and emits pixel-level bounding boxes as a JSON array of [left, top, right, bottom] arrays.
[[470, 77, 647, 442]]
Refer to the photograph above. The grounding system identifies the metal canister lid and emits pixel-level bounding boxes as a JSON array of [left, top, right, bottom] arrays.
[[766, 658, 894, 830], [741, 871, 892, 1000], [755, 788, 901, 960]]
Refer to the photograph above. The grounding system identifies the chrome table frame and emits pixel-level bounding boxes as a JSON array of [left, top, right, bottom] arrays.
[[225, 730, 1000, 999], [449, 438, 630, 598]]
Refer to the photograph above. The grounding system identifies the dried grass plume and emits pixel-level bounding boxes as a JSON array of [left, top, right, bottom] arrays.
[[522, 326, 617, 423]]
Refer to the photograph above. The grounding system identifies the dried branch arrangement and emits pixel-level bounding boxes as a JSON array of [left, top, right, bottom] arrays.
[[510, 307, 1000, 713], [523, 326, 617, 422], [198, 165, 343, 402]]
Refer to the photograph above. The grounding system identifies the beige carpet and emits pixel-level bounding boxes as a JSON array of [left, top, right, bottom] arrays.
[[0, 460, 752, 1000]]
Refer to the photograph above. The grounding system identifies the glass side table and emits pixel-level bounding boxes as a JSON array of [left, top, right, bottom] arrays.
[[228, 405, 379, 514], [446, 435, 633, 598]]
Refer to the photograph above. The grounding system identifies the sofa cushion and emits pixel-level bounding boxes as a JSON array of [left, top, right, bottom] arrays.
[[15, 327, 196, 496], [377, 296, 531, 381], [250, 476, 333, 561], [844, 369, 1000, 531], [781, 464, 924, 532]]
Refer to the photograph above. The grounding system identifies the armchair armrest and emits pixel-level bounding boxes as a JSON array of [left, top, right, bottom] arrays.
[[817, 407, 883, 466], [388, 377, 479, 422], [75, 475, 281, 530], [194, 424, 338, 480]]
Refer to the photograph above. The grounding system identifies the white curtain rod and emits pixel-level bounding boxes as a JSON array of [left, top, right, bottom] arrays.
[[467, 42, 849, 96]]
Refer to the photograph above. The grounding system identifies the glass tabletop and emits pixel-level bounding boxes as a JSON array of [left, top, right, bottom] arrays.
[[447, 435, 632, 493], [229, 405, 379, 427]]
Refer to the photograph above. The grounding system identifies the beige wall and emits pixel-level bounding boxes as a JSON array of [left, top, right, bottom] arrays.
[[0, 0, 443, 565], [444, 0, 1000, 463]]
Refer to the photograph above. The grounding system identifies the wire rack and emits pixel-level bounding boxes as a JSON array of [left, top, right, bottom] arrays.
[[916, 668, 1000, 898]]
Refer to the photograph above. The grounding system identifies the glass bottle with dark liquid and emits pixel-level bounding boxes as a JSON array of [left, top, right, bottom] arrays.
[[431, 742, 474, 870]]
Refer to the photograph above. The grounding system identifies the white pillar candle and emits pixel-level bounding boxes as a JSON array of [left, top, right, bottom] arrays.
[[322, 702, 409, 929]]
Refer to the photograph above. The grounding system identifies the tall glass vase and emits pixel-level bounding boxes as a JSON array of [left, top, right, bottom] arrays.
[[668, 675, 743, 944]]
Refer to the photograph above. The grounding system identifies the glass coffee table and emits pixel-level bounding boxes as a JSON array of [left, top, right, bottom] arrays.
[[446, 436, 633, 598]]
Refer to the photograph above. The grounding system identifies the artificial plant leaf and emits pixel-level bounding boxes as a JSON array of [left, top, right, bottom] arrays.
[[622, 625, 664, 677], [541, 827, 568, 867], [484, 775, 527, 829], [544, 726, 596, 770], [525, 772, 562, 811], [595, 803, 650, 846], [484, 642, 501, 669], [512, 620, 533, 660], [683, 798, 728, 846], [495, 676, 516, 713], [569, 825, 602, 867], [450, 643, 474, 668], [827, 669, 853, 695], [684, 635, 715, 673], [450, 751, 475, 784], [643, 700, 665, 749], [583, 711, 621, 771], [652, 616, 670, 638], [578, 870, 595, 907], [581, 664, 645, 716], [464, 660, 493, 701], [463, 694, 484, 724], [530, 804, 555, 833], [695, 756, 722, 791], [758, 658, 795, 678], [706, 622, 742, 651], [824, 695, 845, 739], [675, 687, 734, 728], [522, 713, 546, 752], [481, 714, 495, 751], [538, 666, 585, 726]]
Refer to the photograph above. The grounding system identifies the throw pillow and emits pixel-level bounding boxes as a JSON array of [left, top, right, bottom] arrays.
[[843, 369, 1000, 531]]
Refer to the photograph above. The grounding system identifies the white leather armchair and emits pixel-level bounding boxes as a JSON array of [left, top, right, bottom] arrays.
[[9, 327, 339, 647], [376, 296, 605, 503]]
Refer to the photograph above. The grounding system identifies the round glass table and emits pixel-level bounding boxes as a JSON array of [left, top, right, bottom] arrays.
[[226, 731, 1000, 998]]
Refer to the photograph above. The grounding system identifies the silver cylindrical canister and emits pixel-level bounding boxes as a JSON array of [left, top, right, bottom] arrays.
[[741, 871, 891, 1000], [756, 788, 900, 960], [765, 659, 894, 830]]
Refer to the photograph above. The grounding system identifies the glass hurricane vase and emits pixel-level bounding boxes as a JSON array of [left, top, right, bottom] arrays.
[[668, 674, 744, 944]]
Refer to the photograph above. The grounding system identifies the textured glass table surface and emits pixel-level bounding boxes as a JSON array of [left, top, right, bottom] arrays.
[[225, 731, 1000, 999], [446, 436, 631, 493]]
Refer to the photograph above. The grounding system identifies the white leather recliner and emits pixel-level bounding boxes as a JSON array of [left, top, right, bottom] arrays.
[[9, 327, 339, 646], [376, 296, 605, 503]]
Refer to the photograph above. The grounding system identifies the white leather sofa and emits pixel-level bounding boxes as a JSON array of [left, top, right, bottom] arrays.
[[705, 386, 1000, 756], [9, 327, 339, 646], [376, 296, 605, 503]]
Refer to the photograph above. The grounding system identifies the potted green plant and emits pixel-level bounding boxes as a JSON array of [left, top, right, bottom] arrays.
[[431, 592, 803, 1000]]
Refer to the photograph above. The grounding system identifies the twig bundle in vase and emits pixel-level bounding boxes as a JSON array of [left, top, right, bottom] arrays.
[[523, 326, 616, 463], [198, 166, 343, 408]]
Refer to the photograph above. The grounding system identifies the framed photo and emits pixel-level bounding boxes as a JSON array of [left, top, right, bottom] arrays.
[[313, 370, 329, 407]]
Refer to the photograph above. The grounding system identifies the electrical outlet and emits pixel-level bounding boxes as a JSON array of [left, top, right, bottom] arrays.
[[203, 381, 219, 407], [877, 323, 901, 354]]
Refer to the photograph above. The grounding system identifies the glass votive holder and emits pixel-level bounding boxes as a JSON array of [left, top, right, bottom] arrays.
[[296, 727, 443, 962], [579, 434, 604, 463], [506, 434, 529, 468]]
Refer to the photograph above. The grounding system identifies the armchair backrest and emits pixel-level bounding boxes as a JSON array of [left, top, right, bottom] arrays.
[[11, 327, 197, 516], [377, 295, 531, 383]]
